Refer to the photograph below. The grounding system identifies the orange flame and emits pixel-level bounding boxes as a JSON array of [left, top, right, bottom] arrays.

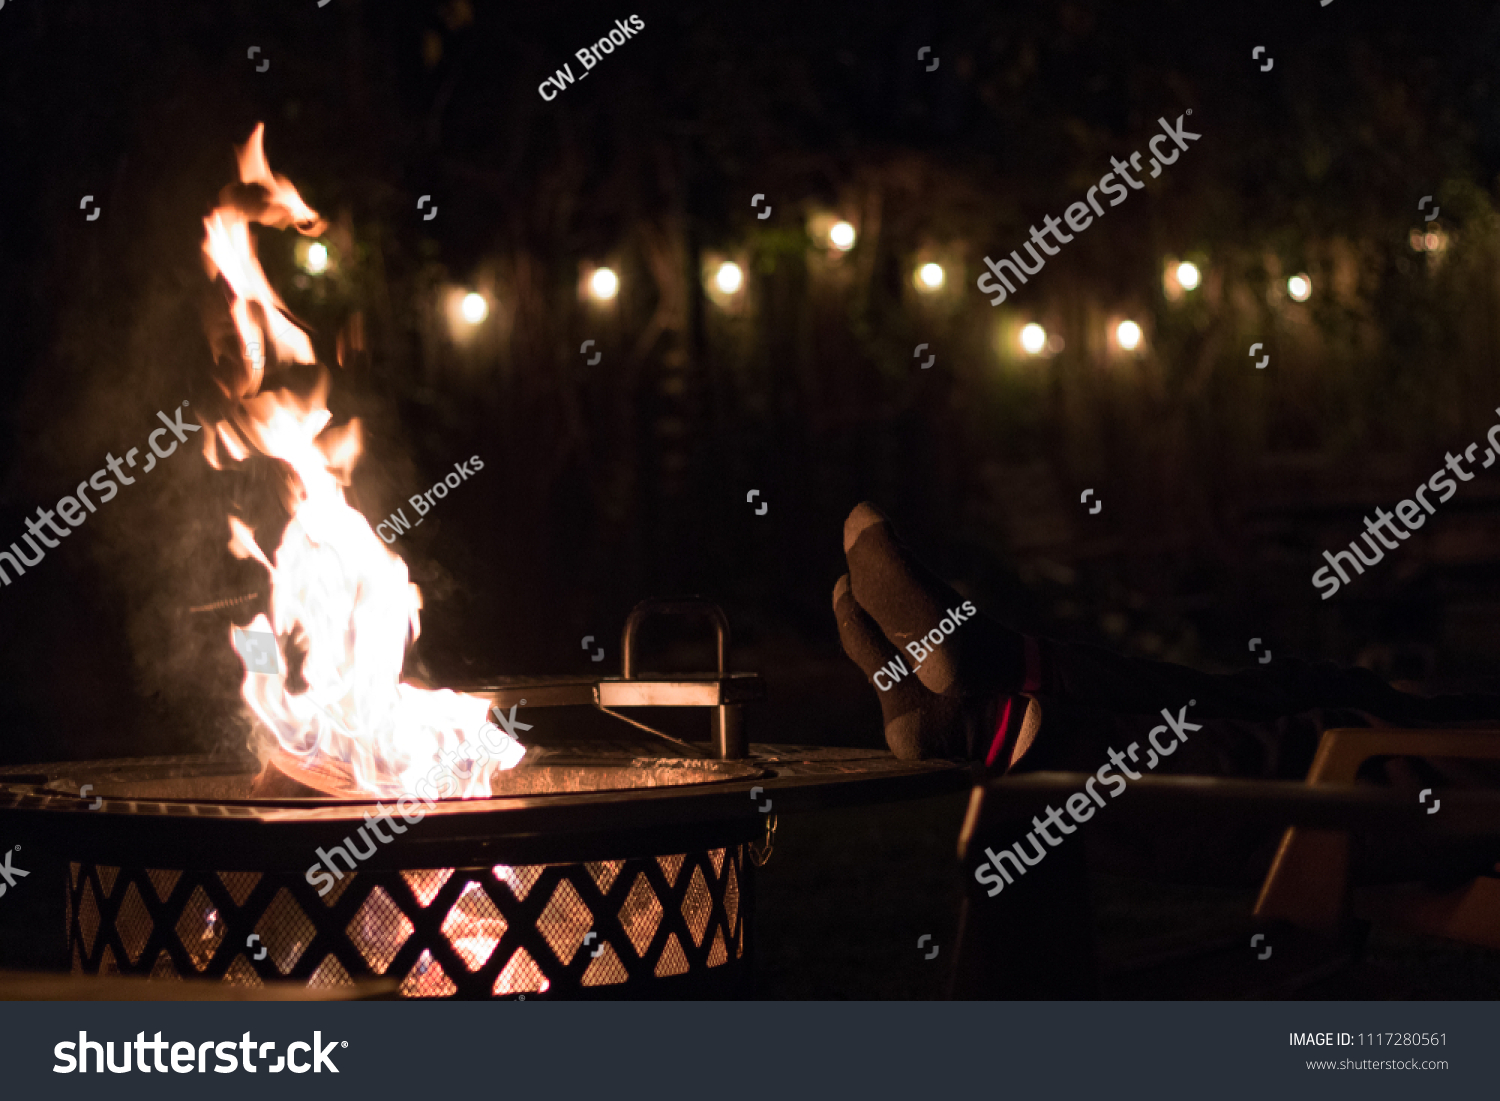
[[201, 123, 515, 798]]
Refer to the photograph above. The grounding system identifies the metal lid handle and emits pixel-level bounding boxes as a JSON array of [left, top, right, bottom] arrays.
[[620, 598, 730, 680]]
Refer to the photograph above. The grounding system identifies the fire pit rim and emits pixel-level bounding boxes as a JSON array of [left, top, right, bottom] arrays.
[[0, 748, 965, 868]]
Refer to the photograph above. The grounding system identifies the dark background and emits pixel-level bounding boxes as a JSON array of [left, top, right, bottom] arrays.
[[4, 0, 1500, 995], [7, 0, 1500, 761]]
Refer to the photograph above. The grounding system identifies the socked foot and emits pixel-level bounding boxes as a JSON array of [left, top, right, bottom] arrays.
[[843, 502, 1025, 699], [833, 574, 962, 758]]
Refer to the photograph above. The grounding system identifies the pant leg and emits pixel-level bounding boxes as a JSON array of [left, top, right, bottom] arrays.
[[1011, 637, 1500, 885], [1005, 692, 1371, 884], [1035, 636, 1500, 726]]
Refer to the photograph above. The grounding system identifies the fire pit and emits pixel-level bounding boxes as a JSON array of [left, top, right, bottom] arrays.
[[0, 742, 960, 999], [7, 755, 763, 999], [0, 599, 964, 999]]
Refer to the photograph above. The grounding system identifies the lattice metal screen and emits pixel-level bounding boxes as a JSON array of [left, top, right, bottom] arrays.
[[67, 847, 748, 998]]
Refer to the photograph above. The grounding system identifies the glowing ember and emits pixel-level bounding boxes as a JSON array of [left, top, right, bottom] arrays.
[[199, 123, 519, 798]]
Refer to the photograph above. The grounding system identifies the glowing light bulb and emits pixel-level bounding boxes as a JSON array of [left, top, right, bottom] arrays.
[[1287, 274, 1311, 302], [1175, 261, 1200, 290], [829, 221, 856, 250], [461, 292, 488, 324], [1020, 323, 1047, 355], [1116, 320, 1142, 351], [590, 267, 619, 300], [918, 262, 945, 290], [715, 261, 744, 294], [304, 242, 329, 275]]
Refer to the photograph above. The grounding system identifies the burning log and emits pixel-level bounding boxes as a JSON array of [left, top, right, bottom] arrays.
[[250, 748, 362, 799]]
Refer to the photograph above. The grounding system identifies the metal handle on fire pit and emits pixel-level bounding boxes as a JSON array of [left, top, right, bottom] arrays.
[[621, 598, 730, 680], [619, 598, 745, 759]]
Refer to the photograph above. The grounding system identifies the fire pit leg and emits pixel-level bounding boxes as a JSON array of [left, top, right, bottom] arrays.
[[713, 703, 747, 759]]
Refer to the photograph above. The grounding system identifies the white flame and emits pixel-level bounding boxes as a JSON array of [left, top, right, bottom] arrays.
[[202, 123, 515, 798]]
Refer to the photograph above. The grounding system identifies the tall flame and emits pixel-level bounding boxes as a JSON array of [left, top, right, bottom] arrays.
[[201, 123, 514, 798]]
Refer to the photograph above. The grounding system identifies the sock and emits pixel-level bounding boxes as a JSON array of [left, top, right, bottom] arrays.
[[843, 502, 1027, 699], [985, 694, 1045, 771], [834, 574, 970, 759]]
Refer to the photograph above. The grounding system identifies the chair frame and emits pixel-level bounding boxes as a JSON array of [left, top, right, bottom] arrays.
[[1255, 727, 1500, 948]]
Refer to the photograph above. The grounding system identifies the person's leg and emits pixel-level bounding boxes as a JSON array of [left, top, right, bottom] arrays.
[[838, 501, 1500, 885], [842, 500, 1500, 749], [1033, 636, 1500, 728]]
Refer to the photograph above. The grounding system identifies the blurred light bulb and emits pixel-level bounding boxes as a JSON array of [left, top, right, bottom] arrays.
[[918, 262, 945, 290], [715, 261, 744, 294], [1175, 261, 1200, 290], [1020, 323, 1047, 355], [1116, 320, 1142, 351], [829, 221, 856, 250], [461, 292, 488, 324], [304, 242, 329, 275], [1287, 274, 1311, 302], [590, 267, 619, 300]]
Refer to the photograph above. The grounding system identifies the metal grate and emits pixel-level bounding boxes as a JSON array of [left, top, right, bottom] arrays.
[[321, 872, 356, 907], [348, 887, 414, 974], [619, 872, 662, 957], [175, 886, 225, 972], [65, 846, 749, 998], [441, 882, 505, 972], [402, 868, 453, 908], [147, 868, 181, 904], [582, 942, 630, 987], [224, 955, 262, 986], [116, 882, 152, 965], [494, 864, 543, 900], [308, 954, 354, 988], [659, 853, 685, 887], [150, 949, 180, 981], [724, 860, 740, 940], [586, 860, 624, 895], [256, 888, 317, 975], [401, 949, 457, 998], [682, 867, 712, 947], [707, 929, 728, 967], [537, 880, 591, 965], [78, 880, 100, 960], [219, 872, 260, 907], [654, 933, 689, 977], [494, 947, 548, 995]]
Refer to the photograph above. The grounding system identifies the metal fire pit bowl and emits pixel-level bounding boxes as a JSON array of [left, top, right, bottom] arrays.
[[0, 746, 961, 1000], [0, 600, 965, 999]]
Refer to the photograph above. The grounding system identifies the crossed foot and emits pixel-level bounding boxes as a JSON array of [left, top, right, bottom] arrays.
[[834, 502, 1038, 764]]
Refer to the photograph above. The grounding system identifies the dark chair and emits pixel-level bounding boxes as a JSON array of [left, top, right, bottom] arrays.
[[949, 741, 1500, 999]]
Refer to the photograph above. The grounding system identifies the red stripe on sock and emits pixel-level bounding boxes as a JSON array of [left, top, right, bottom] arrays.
[[1021, 635, 1042, 694], [985, 695, 1015, 769]]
